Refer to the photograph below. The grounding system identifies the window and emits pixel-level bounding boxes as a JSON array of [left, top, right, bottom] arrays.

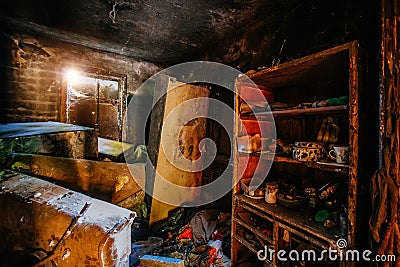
[[61, 70, 126, 141]]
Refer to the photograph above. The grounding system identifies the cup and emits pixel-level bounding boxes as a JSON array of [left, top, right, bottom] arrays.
[[328, 146, 349, 164]]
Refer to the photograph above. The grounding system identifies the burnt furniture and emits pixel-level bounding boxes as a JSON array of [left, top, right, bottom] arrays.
[[0, 121, 98, 160], [231, 42, 375, 266], [0, 173, 135, 266]]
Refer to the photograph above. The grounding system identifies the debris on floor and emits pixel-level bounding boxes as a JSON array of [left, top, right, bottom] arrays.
[[131, 208, 231, 267]]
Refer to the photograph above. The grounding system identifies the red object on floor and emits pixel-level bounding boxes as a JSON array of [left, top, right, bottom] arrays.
[[208, 247, 217, 263], [178, 226, 193, 239]]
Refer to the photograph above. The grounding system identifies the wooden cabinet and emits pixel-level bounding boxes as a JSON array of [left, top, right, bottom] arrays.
[[231, 41, 369, 266]]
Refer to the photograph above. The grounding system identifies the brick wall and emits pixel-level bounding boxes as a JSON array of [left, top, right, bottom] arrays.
[[0, 32, 161, 123]]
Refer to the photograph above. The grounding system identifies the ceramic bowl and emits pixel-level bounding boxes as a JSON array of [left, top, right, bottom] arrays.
[[292, 147, 324, 162], [294, 141, 325, 149]]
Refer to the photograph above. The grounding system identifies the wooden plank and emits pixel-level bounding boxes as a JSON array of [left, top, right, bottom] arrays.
[[237, 199, 332, 250], [6, 153, 144, 204], [272, 155, 349, 174], [149, 78, 209, 224], [231, 194, 239, 266], [347, 42, 360, 251]]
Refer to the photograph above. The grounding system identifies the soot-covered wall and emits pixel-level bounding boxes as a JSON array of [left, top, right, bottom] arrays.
[[212, 0, 379, 73], [0, 32, 160, 123]]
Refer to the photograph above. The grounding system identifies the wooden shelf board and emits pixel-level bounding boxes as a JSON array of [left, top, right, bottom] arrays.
[[232, 234, 274, 266], [272, 105, 348, 117], [234, 194, 340, 246], [237, 152, 349, 174], [233, 216, 273, 244], [273, 156, 349, 173], [238, 42, 353, 88], [239, 114, 274, 121], [240, 105, 348, 120], [237, 202, 331, 250]]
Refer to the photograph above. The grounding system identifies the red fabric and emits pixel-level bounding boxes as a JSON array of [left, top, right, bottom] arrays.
[[178, 226, 193, 239]]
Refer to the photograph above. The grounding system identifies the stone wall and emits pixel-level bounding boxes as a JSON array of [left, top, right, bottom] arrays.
[[0, 32, 161, 123]]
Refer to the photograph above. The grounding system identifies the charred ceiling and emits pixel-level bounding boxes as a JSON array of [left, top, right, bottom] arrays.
[[0, 0, 378, 70]]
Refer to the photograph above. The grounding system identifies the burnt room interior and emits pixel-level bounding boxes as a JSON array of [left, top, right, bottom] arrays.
[[0, 0, 399, 266]]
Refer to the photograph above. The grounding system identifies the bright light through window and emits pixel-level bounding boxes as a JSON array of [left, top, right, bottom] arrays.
[[65, 69, 81, 85]]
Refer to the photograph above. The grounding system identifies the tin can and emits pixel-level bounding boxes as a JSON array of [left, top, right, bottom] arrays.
[[265, 182, 278, 204]]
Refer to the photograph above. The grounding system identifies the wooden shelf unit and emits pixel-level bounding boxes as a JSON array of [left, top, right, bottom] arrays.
[[231, 41, 366, 267]]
